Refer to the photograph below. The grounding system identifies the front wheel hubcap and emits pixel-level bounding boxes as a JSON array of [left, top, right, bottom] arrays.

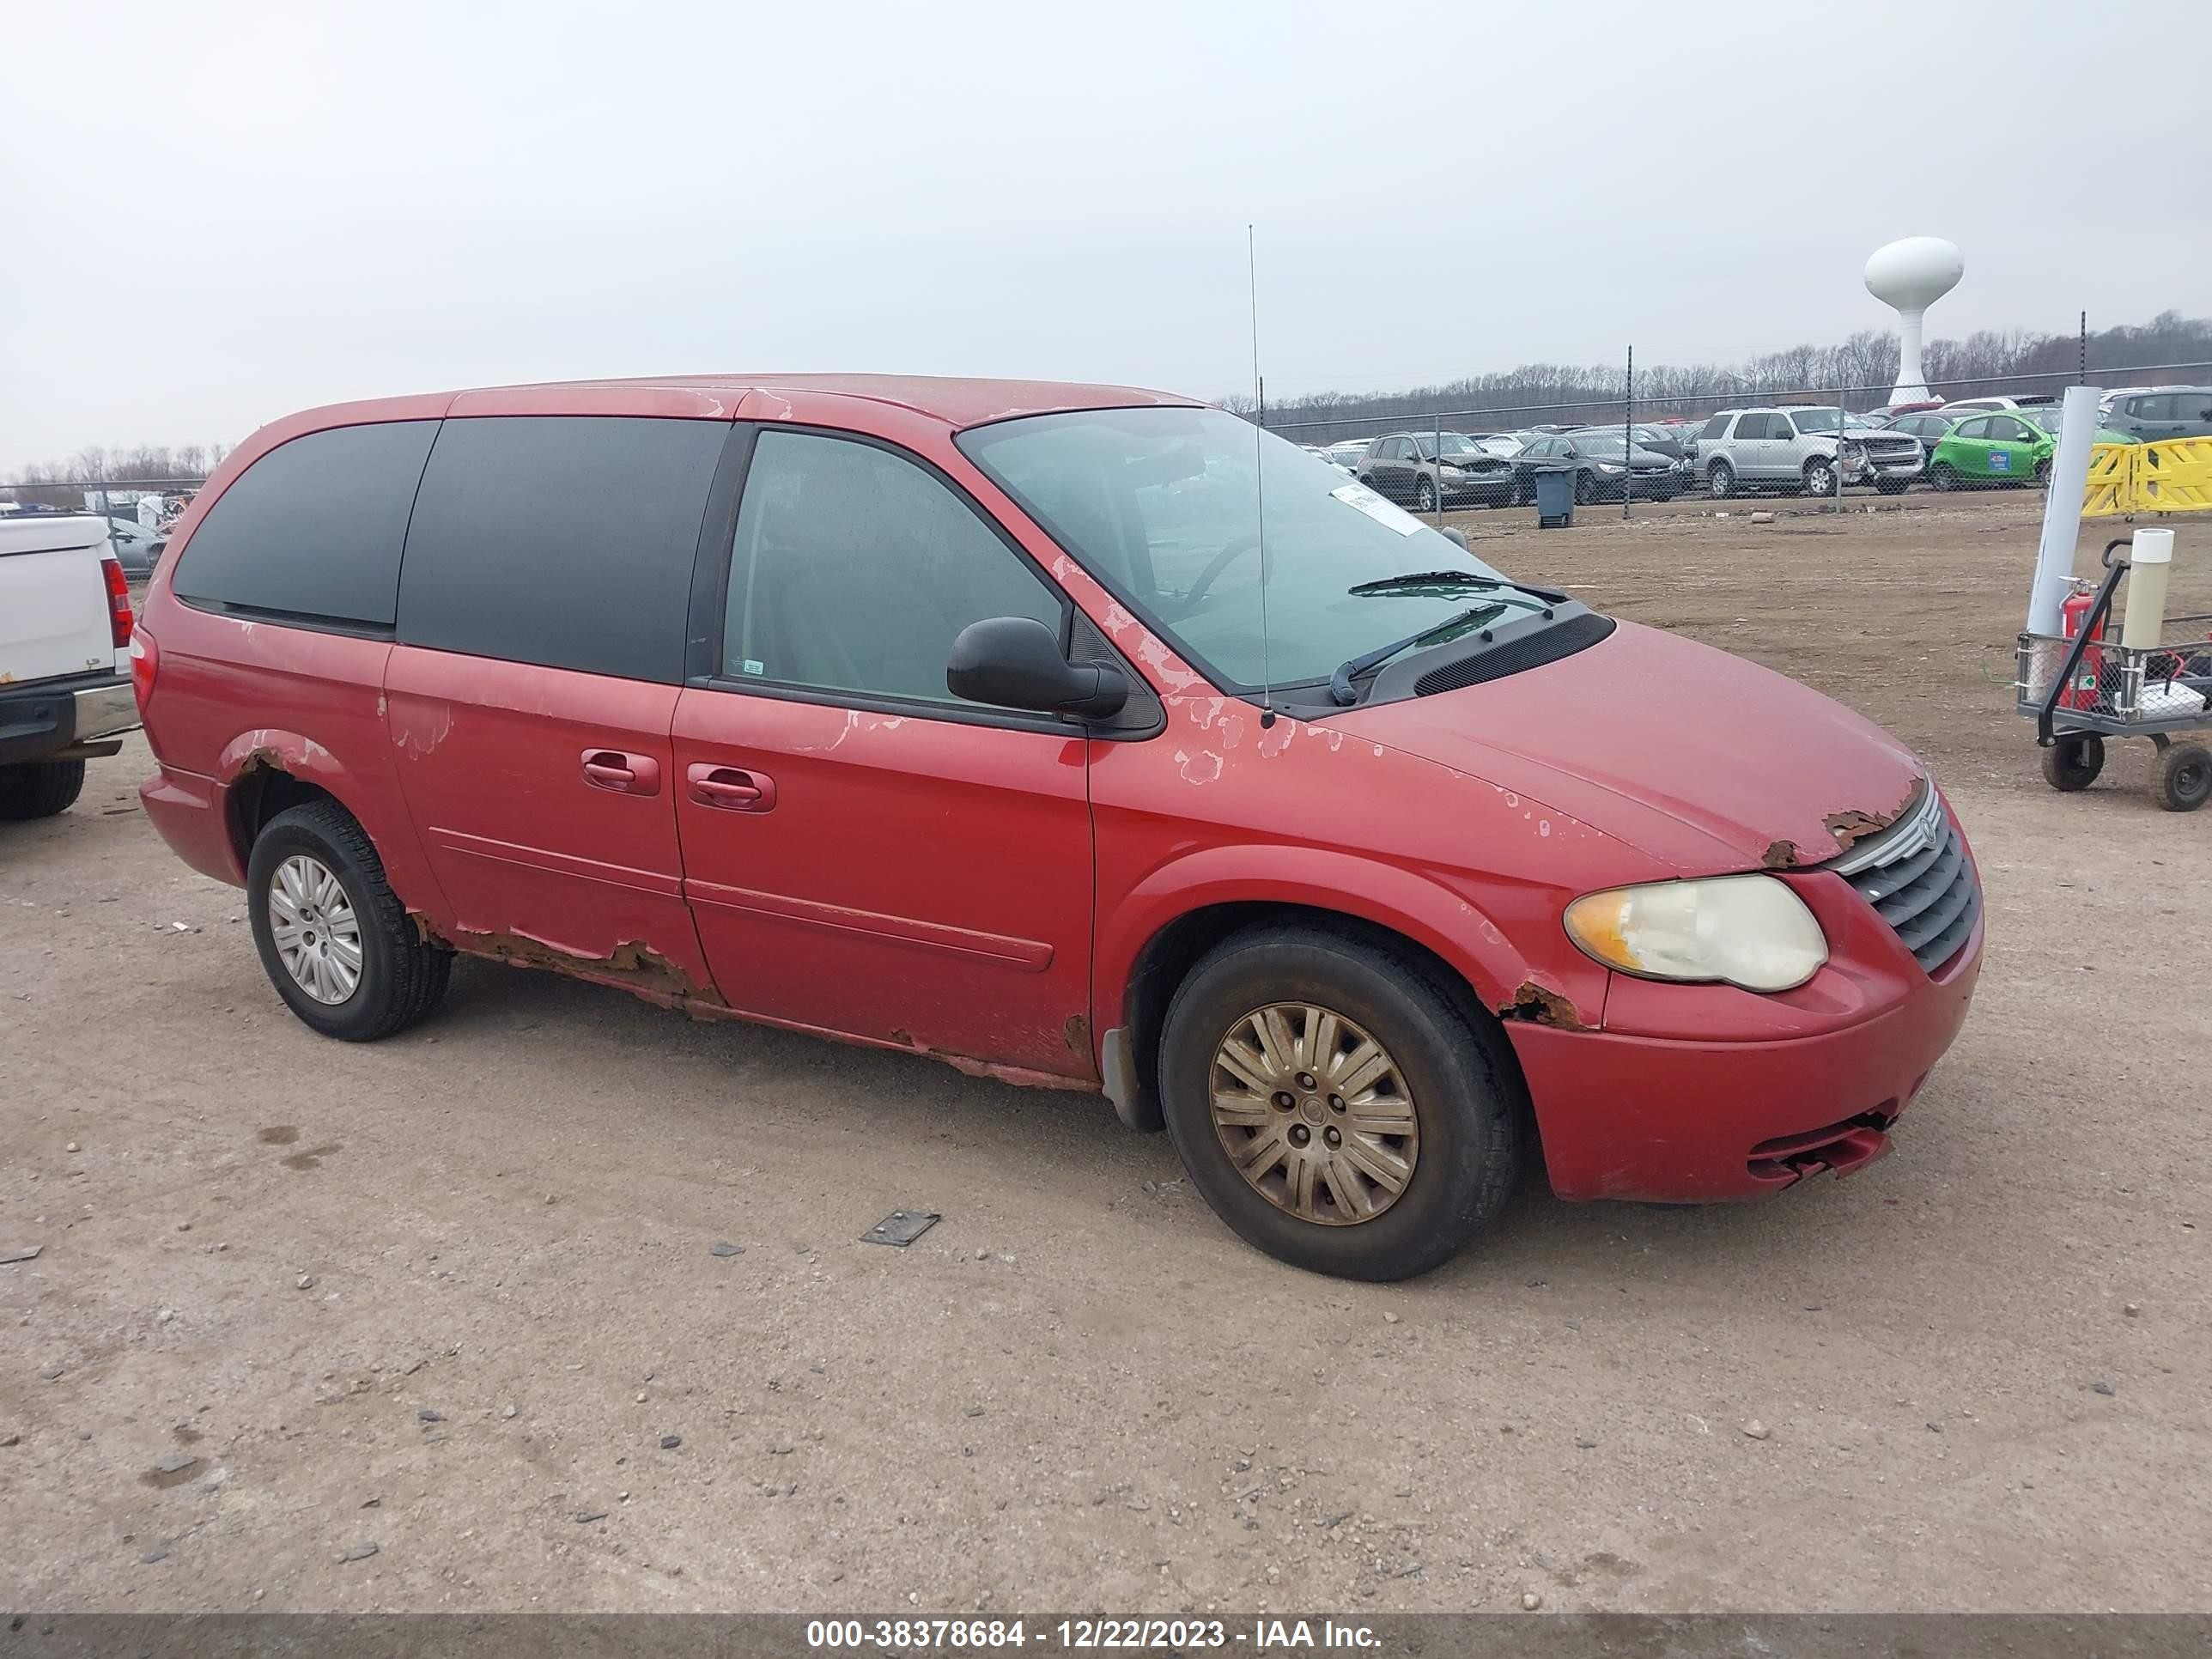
[[269, 854, 362, 1005], [1209, 1003, 1419, 1225]]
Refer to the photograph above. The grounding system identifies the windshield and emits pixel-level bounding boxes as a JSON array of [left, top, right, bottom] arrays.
[[958, 406, 1517, 694], [1413, 433, 1484, 456]]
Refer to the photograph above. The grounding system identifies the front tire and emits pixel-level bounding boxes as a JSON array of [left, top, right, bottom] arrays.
[[1573, 469, 1599, 506], [0, 759, 87, 821], [1803, 458, 1838, 497], [1929, 463, 1959, 492], [2041, 733, 2104, 792], [1414, 477, 1437, 514], [247, 800, 452, 1041], [1158, 925, 1523, 1281], [2155, 742, 2212, 812], [1706, 459, 1735, 498]]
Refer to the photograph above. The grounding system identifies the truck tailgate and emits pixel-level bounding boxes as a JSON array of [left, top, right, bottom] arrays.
[[0, 517, 119, 687]]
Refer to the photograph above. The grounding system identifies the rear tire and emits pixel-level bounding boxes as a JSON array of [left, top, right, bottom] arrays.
[[247, 800, 452, 1041], [2154, 742, 2212, 812], [1706, 459, 1735, 499], [0, 759, 87, 821], [1158, 924, 1523, 1281], [2041, 733, 2104, 792]]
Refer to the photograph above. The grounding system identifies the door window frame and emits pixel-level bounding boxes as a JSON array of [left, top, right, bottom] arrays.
[[680, 421, 1160, 739]]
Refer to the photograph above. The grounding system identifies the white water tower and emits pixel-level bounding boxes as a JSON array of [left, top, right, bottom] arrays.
[[1864, 236, 1964, 404]]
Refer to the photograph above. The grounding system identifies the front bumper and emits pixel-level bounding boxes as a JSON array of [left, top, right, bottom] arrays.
[[1507, 868, 1983, 1202], [1439, 472, 1513, 503], [0, 672, 137, 767], [1843, 452, 1925, 483]]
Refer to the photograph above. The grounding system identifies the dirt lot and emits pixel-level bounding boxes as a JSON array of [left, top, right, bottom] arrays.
[[4, 496, 2209, 1614]]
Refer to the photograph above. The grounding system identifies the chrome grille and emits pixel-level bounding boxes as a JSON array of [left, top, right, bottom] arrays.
[[1829, 781, 1979, 974]]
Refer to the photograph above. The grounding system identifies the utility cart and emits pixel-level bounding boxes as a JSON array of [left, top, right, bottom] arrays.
[[2018, 538, 2212, 811]]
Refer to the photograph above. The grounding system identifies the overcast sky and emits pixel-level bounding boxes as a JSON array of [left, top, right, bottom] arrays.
[[3, 0, 2205, 470]]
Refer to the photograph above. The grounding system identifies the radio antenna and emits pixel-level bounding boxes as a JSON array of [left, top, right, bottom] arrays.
[[1248, 222, 1277, 729]]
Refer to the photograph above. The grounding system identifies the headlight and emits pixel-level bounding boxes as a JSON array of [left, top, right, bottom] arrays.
[[1563, 875, 1827, 993], [1596, 461, 1624, 473]]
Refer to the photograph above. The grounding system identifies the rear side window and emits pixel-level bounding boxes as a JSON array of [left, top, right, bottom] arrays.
[[397, 416, 726, 683], [172, 421, 438, 627], [1699, 415, 1729, 440]]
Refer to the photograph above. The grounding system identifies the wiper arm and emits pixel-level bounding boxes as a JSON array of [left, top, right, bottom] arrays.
[[1347, 570, 1572, 605], [1324, 601, 1511, 706]]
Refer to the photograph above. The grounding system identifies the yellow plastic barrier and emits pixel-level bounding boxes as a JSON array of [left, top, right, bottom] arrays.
[[2082, 441, 2136, 516], [2083, 436, 2212, 516]]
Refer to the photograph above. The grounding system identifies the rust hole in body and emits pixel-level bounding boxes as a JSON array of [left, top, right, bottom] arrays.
[[415, 920, 726, 1008], [1062, 1012, 1090, 1057], [1762, 839, 1801, 870], [1499, 981, 1587, 1031]]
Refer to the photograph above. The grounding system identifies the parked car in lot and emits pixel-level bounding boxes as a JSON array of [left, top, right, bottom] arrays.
[[1322, 440, 1372, 471], [0, 514, 140, 819], [105, 515, 168, 578], [1695, 406, 1923, 497], [1926, 410, 2056, 489], [2100, 386, 2212, 441], [2015, 404, 2139, 446], [1356, 431, 1515, 511], [135, 374, 1982, 1280], [1881, 410, 1962, 454], [1510, 432, 1680, 503], [1569, 422, 1697, 481]]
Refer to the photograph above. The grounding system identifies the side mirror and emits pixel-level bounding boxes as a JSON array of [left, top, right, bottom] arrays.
[[1440, 526, 1469, 550], [947, 616, 1131, 720]]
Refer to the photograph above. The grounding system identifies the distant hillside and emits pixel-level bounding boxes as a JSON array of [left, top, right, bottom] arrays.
[[1247, 311, 2212, 439]]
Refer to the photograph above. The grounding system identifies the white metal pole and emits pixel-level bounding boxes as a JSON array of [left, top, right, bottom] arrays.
[[2026, 384, 2104, 635]]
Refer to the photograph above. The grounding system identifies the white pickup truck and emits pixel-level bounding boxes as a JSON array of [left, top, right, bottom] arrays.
[[0, 514, 140, 819]]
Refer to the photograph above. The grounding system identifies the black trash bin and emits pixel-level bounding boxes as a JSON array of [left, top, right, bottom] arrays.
[[1534, 465, 1575, 528]]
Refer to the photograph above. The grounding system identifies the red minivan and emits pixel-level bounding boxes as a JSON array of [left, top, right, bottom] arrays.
[[135, 376, 1982, 1279]]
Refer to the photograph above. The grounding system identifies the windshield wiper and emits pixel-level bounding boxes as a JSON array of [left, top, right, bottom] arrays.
[[1328, 597, 1546, 707], [1347, 570, 1571, 605]]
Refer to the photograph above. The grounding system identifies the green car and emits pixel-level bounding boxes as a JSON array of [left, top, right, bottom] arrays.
[[1927, 411, 2055, 489], [1928, 407, 2139, 490]]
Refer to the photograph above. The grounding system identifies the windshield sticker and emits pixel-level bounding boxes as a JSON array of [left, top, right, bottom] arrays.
[[1330, 482, 1425, 537]]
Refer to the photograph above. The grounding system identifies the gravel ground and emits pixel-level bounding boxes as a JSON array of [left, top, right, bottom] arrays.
[[3, 496, 2208, 1613]]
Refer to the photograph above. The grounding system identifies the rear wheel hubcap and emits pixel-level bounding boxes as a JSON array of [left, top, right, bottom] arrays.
[[269, 854, 362, 1005], [1208, 1003, 1419, 1226]]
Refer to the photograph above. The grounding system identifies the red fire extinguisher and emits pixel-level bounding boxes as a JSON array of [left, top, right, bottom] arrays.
[[2059, 580, 2106, 711]]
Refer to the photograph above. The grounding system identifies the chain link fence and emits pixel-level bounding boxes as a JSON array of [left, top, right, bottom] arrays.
[[1257, 358, 2212, 526]]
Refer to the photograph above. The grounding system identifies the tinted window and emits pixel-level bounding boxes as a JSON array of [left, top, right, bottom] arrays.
[[1955, 417, 1991, 439], [1986, 416, 2030, 441], [396, 416, 724, 684], [720, 428, 1063, 707], [1699, 415, 1730, 440], [172, 421, 438, 626], [2132, 395, 2174, 421]]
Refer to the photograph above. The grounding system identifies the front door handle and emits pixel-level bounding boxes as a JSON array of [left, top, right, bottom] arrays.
[[687, 763, 777, 812], [581, 750, 661, 796]]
